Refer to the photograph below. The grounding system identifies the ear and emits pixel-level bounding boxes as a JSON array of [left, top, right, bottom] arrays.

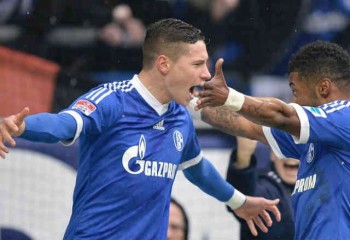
[[156, 55, 170, 74], [318, 78, 332, 98]]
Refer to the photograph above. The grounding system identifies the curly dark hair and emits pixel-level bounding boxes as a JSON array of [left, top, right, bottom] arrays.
[[142, 18, 205, 68], [288, 40, 350, 89]]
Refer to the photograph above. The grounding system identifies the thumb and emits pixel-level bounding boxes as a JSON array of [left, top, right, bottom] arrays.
[[267, 198, 280, 205], [214, 58, 224, 78], [15, 107, 30, 125]]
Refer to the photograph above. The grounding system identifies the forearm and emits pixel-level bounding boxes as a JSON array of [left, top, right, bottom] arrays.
[[184, 158, 246, 209], [240, 96, 293, 128], [21, 113, 76, 143], [201, 106, 266, 143], [225, 88, 300, 136]]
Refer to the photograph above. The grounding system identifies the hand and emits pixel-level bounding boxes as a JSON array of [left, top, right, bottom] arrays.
[[234, 196, 281, 236], [194, 58, 230, 110], [0, 107, 29, 158]]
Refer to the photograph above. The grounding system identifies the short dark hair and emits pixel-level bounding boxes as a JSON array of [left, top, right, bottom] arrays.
[[142, 18, 205, 68], [170, 197, 189, 240], [288, 40, 350, 89]]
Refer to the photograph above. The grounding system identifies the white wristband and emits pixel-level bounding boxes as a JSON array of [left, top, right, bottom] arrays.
[[226, 189, 247, 210], [224, 88, 245, 111]]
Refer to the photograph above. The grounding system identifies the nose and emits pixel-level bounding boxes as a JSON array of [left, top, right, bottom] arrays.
[[201, 65, 211, 80]]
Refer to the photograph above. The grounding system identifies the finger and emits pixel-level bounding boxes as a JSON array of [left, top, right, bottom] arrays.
[[246, 220, 258, 236], [0, 124, 16, 146], [3, 119, 20, 133], [14, 107, 30, 125], [253, 216, 268, 233], [194, 97, 214, 111], [267, 205, 281, 222], [214, 58, 224, 78], [267, 198, 280, 205], [1, 130, 16, 147], [261, 210, 272, 227], [0, 151, 6, 159], [0, 141, 10, 154], [194, 89, 207, 98]]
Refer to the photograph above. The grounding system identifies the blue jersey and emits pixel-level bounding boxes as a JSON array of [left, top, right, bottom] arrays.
[[263, 101, 350, 240], [61, 75, 203, 239]]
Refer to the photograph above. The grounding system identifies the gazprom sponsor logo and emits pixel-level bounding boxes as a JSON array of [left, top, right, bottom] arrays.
[[122, 135, 177, 179], [292, 174, 317, 195]]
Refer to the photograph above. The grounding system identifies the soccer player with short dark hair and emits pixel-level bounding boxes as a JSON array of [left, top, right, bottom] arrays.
[[0, 18, 280, 239], [197, 40, 350, 240]]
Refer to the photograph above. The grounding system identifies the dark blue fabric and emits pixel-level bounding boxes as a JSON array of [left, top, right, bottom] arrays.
[[226, 151, 295, 240]]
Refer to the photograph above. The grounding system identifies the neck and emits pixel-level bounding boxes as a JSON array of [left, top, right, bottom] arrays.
[[138, 70, 169, 104], [321, 92, 350, 105]]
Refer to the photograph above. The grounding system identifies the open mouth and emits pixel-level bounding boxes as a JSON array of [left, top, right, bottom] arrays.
[[189, 86, 195, 94], [283, 162, 299, 170]]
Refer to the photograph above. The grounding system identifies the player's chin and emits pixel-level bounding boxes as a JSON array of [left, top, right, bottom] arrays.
[[172, 95, 187, 106], [179, 95, 192, 106]]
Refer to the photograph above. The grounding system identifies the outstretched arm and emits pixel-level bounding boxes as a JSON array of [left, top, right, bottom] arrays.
[[201, 106, 267, 143], [195, 58, 301, 138], [0, 107, 76, 158], [183, 158, 281, 236]]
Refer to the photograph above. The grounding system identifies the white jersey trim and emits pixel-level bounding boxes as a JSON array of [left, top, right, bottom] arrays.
[[262, 126, 286, 159], [85, 87, 114, 104], [289, 103, 310, 144], [60, 110, 83, 146], [131, 75, 169, 116], [178, 151, 203, 171]]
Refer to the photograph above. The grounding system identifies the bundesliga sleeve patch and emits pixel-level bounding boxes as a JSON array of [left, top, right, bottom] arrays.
[[305, 106, 327, 118], [72, 100, 96, 116]]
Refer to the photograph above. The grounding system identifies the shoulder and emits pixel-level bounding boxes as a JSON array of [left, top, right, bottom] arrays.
[[298, 100, 350, 117], [102, 80, 135, 93], [85, 80, 136, 105], [319, 100, 350, 114]]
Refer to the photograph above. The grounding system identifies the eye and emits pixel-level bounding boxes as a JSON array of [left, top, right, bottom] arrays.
[[193, 61, 205, 66]]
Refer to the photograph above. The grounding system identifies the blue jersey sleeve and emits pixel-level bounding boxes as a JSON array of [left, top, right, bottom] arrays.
[[21, 112, 76, 143], [264, 101, 350, 159], [291, 102, 350, 149], [183, 157, 234, 202]]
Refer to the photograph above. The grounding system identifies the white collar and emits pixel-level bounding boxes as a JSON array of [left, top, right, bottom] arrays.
[[131, 75, 169, 116]]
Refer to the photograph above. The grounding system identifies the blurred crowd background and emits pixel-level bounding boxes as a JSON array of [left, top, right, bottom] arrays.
[[1, 0, 350, 239], [2, 0, 350, 115]]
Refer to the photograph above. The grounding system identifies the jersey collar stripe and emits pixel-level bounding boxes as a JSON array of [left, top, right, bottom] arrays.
[[95, 89, 113, 104], [85, 87, 103, 99], [89, 87, 108, 101]]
